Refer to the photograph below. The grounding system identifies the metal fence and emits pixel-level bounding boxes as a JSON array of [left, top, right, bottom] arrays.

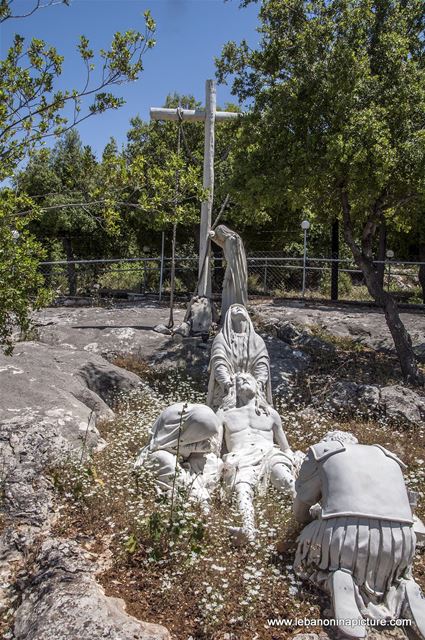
[[39, 253, 425, 306]]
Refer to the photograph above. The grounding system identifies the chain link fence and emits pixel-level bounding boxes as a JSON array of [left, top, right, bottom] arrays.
[[39, 252, 425, 306]]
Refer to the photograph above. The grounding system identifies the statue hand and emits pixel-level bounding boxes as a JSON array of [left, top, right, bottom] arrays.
[[309, 504, 322, 520]]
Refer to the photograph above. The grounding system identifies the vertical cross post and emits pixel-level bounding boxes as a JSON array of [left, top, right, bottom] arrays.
[[150, 82, 239, 307], [198, 80, 216, 298]]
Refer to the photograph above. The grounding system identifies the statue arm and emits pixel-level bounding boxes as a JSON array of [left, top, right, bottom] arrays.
[[293, 451, 322, 523], [293, 497, 314, 524], [252, 360, 269, 386], [215, 363, 232, 390], [272, 412, 291, 453]]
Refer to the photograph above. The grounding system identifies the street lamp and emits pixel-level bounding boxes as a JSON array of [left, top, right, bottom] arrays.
[[301, 220, 310, 297]]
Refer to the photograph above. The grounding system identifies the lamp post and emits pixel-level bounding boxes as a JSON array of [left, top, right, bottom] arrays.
[[301, 220, 310, 297], [386, 249, 394, 292]]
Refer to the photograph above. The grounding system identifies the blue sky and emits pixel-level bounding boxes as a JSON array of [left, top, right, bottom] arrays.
[[1, 0, 260, 158]]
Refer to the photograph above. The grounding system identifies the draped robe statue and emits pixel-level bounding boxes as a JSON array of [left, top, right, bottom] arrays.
[[209, 225, 248, 321], [207, 304, 272, 412], [293, 431, 425, 639], [135, 403, 223, 505]]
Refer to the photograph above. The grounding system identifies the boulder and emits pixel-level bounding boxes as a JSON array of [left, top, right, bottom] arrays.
[[263, 319, 335, 355], [173, 321, 191, 337], [13, 539, 171, 640], [380, 385, 425, 425], [324, 381, 425, 426], [153, 324, 172, 335], [0, 341, 141, 449]]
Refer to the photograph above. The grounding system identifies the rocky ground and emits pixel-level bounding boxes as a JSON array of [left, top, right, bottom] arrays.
[[1, 300, 425, 639], [251, 299, 425, 357]]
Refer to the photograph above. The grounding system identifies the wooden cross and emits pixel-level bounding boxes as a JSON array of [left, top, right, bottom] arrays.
[[150, 79, 239, 298]]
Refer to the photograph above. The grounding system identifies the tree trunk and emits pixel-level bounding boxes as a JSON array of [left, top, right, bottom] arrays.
[[376, 221, 387, 289], [62, 237, 77, 296], [341, 191, 422, 385], [358, 255, 420, 383], [419, 242, 425, 304]]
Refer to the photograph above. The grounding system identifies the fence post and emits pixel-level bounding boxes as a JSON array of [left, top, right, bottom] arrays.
[[301, 220, 310, 297], [159, 231, 165, 302], [331, 219, 339, 301], [263, 258, 268, 294]]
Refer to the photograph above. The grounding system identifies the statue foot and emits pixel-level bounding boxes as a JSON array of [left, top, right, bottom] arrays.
[[404, 579, 425, 639], [228, 526, 255, 547], [330, 570, 366, 638]]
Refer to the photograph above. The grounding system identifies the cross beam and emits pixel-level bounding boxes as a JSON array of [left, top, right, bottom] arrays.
[[150, 79, 240, 298]]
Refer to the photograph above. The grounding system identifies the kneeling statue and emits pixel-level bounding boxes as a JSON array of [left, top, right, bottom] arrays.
[[135, 403, 222, 507], [222, 373, 295, 543], [293, 430, 425, 639]]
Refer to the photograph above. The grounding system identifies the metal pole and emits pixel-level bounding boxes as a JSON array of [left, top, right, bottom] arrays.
[[263, 258, 268, 294], [330, 219, 339, 301], [198, 79, 216, 298], [302, 229, 308, 297], [159, 231, 165, 302]]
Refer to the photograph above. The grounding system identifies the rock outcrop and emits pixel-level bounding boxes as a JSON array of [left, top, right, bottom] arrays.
[[0, 339, 168, 638], [13, 539, 170, 640], [324, 381, 425, 426]]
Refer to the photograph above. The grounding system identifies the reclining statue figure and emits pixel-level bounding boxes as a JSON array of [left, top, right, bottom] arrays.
[[293, 430, 425, 639], [135, 403, 222, 508], [221, 373, 295, 544], [207, 304, 272, 412]]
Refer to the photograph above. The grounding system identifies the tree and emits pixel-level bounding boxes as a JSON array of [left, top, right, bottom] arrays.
[[0, 0, 156, 350], [17, 131, 108, 294], [217, 0, 425, 384]]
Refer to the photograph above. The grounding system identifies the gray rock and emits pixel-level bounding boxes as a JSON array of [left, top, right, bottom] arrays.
[[263, 319, 335, 355], [326, 381, 380, 413], [254, 300, 425, 353], [380, 385, 425, 425], [413, 343, 425, 363], [153, 323, 172, 335], [13, 539, 170, 640], [185, 296, 213, 335], [324, 380, 425, 426], [0, 341, 141, 449], [173, 321, 191, 337], [34, 303, 184, 360]]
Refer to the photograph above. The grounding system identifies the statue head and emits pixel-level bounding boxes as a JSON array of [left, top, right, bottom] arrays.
[[229, 304, 249, 331], [320, 430, 358, 446], [235, 373, 257, 403]]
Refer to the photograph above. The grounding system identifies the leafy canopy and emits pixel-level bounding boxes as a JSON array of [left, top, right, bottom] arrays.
[[217, 0, 425, 236]]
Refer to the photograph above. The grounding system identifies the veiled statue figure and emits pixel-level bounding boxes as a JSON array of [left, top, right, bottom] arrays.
[[222, 373, 295, 544], [209, 225, 248, 321], [294, 431, 425, 639], [135, 403, 222, 506], [207, 304, 272, 411]]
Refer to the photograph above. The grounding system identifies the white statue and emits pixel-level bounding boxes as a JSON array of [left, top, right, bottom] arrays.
[[209, 225, 248, 321], [221, 373, 295, 544], [207, 304, 272, 411], [135, 403, 223, 506], [293, 431, 425, 639]]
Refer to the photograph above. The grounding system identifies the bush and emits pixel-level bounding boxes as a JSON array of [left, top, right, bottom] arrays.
[[320, 269, 352, 297]]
